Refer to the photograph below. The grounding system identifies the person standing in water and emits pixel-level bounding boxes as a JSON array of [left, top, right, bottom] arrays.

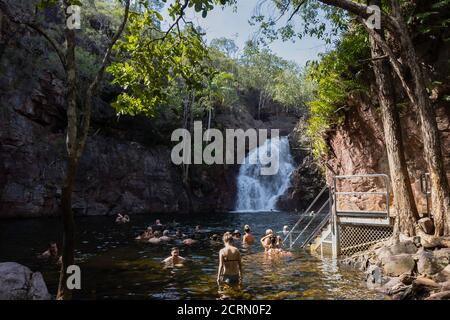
[[260, 229, 274, 251], [217, 232, 242, 286], [242, 225, 254, 245]]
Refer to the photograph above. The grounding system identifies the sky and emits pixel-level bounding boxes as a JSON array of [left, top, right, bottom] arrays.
[[161, 0, 337, 67]]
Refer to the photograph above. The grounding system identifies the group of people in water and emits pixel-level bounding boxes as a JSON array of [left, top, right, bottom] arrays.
[[38, 214, 293, 291], [133, 219, 294, 287]]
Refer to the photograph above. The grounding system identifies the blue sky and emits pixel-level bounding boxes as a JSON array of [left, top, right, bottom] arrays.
[[161, 1, 336, 67]]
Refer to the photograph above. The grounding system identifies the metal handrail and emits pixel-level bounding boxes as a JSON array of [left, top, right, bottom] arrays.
[[289, 199, 330, 248], [282, 185, 328, 245], [300, 212, 331, 248]]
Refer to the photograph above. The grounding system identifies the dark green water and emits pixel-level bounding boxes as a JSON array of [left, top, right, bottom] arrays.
[[0, 211, 385, 300]]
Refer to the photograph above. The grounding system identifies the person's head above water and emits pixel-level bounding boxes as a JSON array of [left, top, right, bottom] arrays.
[[233, 230, 241, 237], [154, 231, 161, 237], [171, 247, 179, 257], [49, 242, 58, 255], [163, 230, 169, 236], [265, 229, 273, 236], [244, 225, 251, 233], [223, 232, 234, 245], [210, 234, 219, 241], [195, 225, 201, 231], [283, 225, 289, 231], [155, 219, 161, 225]]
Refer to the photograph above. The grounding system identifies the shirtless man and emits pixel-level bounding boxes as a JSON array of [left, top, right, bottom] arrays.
[[242, 225, 254, 245], [163, 247, 185, 266], [217, 232, 243, 286], [148, 231, 162, 244], [136, 227, 153, 240], [38, 242, 59, 259], [159, 230, 172, 242]]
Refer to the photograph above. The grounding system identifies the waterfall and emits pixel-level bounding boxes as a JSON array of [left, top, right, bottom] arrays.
[[235, 136, 295, 211]]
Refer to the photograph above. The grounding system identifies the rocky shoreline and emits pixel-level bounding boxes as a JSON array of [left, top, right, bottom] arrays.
[[341, 234, 450, 300]]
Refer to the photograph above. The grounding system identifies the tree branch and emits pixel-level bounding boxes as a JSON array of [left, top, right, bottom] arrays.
[[359, 17, 417, 107], [317, 0, 400, 35], [288, 0, 306, 22]]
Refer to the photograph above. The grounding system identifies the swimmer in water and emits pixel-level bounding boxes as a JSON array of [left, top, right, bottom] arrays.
[[260, 229, 274, 251], [232, 230, 241, 241], [163, 247, 185, 266], [242, 225, 254, 245], [38, 242, 59, 259], [148, 231, 162, 244], [217, 232, 242, 286], [175, 229, 187, 239], [266, 235, 292, 257], [136, 227, 153, 240], [282, 225, 290, 237], [210, 233, 221, 244], [38, 242, 62, 264], [160, 230, 172, 242], [183, 238, 198, 246]]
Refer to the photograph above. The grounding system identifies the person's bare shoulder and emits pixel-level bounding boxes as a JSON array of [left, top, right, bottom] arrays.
[[163, 257, 172, 263]]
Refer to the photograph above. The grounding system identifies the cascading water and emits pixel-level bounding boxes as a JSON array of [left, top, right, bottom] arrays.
[[235, 136, 295, 211]]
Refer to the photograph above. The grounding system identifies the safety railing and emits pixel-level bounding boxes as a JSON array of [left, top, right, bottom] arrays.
[[283, 185, 331, 249], [333, 174, 390, 219]]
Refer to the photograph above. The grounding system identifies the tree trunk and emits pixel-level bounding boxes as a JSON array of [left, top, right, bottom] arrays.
[[390, 1, 450, 235], [57, 157, 78, 300], [57, 5, 77, 298], [368, 0, 419, 236]]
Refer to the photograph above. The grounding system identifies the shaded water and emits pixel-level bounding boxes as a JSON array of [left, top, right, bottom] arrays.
[[0, 212, 385, 300]]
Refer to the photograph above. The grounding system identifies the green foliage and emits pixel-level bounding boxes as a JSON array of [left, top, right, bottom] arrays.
[[107, 11, 212, 117], [306, 29, 370, 160], [404, 0, 450, 39], [271, 67, 315, 112]]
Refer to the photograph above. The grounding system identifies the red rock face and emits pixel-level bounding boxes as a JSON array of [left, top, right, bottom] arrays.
[[324, 91, 450, 216]]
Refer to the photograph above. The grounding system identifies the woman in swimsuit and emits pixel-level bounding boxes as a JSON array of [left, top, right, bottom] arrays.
[[217, 232, 243, 286]]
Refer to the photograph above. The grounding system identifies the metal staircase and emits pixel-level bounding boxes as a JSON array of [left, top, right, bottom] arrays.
[[283, 186, 331, 249]]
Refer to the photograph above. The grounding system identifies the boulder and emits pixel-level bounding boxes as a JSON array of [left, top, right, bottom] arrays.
[[0, 262, 51, 300], [383, 254, 416, 277], [433, 248, 450, 267], [366, 265, 383, 286], [390, 241, 419, 255], [417, 250, 443, 275], [418, 218, 434, 235]]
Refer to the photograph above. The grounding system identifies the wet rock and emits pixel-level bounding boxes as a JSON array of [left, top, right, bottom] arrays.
[[0, 262, 51, 300], [383, 254, 416, 277], [418, 218, 434, 235]]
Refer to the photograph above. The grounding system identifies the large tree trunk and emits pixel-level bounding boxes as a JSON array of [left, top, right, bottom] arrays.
[[390, 1, 450, 236], [368, 0, 419, 236]]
